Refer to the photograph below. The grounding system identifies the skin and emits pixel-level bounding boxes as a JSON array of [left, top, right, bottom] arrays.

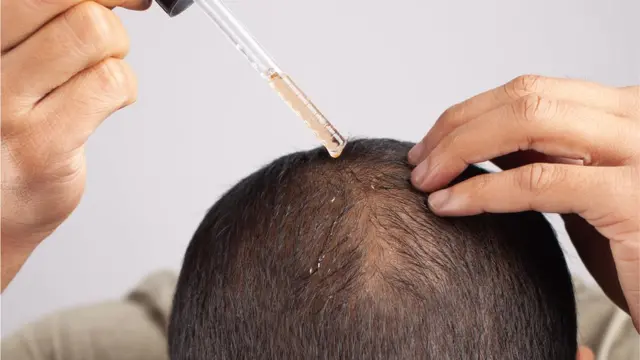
[[1, 0, 151, 291], [577, 347, 594, 360], [0, 3, 626, 356], [408, 75, 640, 333]]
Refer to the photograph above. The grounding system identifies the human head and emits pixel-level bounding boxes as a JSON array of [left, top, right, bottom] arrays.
[[168, 138, 578, 359]]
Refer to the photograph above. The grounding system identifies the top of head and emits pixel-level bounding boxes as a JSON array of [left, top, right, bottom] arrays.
[[169, 138, 576, 360]]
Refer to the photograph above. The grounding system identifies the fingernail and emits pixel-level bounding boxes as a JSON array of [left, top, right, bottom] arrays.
[[408, 143, 424, 164], [428, 189, 452, 211], [412, 158, 431, 186]]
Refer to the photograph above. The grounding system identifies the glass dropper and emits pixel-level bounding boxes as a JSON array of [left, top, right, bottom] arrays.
[[154, 0, 347, 158]]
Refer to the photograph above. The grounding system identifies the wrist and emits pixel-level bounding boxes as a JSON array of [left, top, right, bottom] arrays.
[[1, 226, 53, 292], [2, 223, 53, 248]]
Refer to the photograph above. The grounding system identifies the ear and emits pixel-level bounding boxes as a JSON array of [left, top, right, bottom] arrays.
[[576, 346, 594, 360]]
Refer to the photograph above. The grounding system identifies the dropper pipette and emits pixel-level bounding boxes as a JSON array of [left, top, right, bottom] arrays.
[[155, 0, 347, 158]]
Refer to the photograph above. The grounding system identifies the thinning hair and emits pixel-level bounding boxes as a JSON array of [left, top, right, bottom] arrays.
[[169, 138, 577, 360]]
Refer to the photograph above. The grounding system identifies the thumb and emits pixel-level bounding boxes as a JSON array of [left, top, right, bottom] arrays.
[[427, 163, 615, 217]]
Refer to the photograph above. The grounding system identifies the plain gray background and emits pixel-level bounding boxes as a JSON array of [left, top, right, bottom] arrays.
[[2, 0, 639, 336]]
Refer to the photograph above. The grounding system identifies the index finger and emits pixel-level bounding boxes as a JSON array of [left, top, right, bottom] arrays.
[[408, 75, 634, 166], [426, 163, 615, 217], [1, 0, 151, 52]]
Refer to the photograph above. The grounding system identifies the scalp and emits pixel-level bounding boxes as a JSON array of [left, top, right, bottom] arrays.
[[169, 138, 577, 360]]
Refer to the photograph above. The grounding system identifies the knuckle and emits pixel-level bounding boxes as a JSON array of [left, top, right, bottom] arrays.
[[94, 59, 132, 99], [441, 133, 469, 165], [126, 69, 139, 105], [518, 163, 560, 194], [516, 94, 557, 122], [98, 58, 138, 106], [129, 71, 139, 100], [63, 3, 126, 56], [440, 103, 466, 123], [506, 74, 545, 99], [439, 130, 461, 152], [624, 86, 640, 116]]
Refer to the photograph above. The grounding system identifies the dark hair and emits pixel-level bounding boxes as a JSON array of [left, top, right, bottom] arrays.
[[168, 138, 577, 360]]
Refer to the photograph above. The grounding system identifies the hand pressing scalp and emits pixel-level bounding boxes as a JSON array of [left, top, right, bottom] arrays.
[[408, 75, 640, 331], [1, 0, 151, 290]]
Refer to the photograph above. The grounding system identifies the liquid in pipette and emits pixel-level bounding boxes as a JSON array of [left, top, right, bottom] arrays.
[[267, 71, 347, 158]]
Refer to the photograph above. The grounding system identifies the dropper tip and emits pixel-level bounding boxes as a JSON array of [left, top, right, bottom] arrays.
[[326, 140, 347, 159]]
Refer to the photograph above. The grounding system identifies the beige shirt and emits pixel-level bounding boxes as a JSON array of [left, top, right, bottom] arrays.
[[573, 280, 640, 360], [1, 271, 176, 360], [2, 272, 638, 359]]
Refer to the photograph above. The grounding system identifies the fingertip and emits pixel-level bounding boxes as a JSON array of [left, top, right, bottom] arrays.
[[410, 160, 430, 191], [427, 189, 478, 216], [427, 189, 451, 212], [576, 346, 594, 360], [121, 0, 153, 11], [410, 171, 423, 191], [408, 142, 424, 165]]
